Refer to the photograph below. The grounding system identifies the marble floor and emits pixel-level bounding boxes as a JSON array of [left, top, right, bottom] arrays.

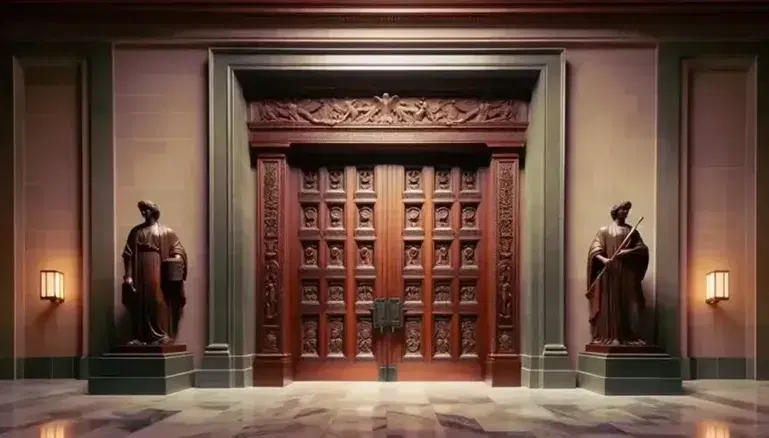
[[0, 380, 768, 437]]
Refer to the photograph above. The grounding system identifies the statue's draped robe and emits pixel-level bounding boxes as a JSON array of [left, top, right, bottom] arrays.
[[586, 222, 648, 344], [122, 223, 187, 344]]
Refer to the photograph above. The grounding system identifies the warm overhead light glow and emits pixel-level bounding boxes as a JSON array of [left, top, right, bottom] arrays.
[[705, 270, 730, 304], [40, 270, 64, 303]]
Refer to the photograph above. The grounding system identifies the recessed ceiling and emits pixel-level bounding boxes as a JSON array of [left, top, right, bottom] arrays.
[[236, 69, 539, 101]]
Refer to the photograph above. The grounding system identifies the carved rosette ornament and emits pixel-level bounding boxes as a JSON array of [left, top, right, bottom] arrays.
[[495, 159, 518, 354], [250, 95, 528, 128], [405, 318, 422, 357], [328, 283, 345, 303], [260, 160, 282, 354]]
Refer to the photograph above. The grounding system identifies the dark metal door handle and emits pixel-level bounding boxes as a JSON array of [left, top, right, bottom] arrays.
[[386, 298, 403, 332], [372, 298, 388, 333]]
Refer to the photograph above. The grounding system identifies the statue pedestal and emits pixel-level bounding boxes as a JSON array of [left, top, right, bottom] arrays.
[[88, 344, 194, 395], [577, 344, 683, 395]]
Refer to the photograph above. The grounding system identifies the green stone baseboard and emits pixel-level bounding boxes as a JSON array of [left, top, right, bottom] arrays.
[[578, 352, 683, 395], [0, 356, 87, 379], [196, 351, 253, 388], [88, 352, 194, 395], [682, 357, 752, 380]]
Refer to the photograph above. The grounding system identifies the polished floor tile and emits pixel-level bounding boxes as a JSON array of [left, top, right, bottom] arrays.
[[0, 380, 767, 437]]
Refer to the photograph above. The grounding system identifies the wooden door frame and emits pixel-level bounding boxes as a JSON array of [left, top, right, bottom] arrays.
[[201, 47, 573, 389]]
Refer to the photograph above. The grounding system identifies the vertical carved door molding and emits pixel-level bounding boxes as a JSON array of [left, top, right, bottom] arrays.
[[487, 153, 521, 386], [254, 155, 292, 386]]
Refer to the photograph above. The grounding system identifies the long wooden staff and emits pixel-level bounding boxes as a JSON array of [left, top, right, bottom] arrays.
[[587, 216, 644, 294]]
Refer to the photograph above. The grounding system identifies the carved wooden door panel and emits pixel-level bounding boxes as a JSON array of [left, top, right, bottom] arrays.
[[290, 162, 488, 381], [291, 165, 386, 380], [386, 165, 486, 381]]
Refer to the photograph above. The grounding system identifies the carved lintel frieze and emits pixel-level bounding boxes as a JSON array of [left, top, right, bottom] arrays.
[[249, 94, 528, 128]]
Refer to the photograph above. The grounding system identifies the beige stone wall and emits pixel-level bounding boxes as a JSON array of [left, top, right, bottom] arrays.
[[18, 62, 84, 358], [113, 48, 209, 364], [564, 48, 658, 363], [681, 60, 756, 359], [11, 44, 757, 368]]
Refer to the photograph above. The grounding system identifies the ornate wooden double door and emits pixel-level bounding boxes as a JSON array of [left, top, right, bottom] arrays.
[[290, 161, 489, 381]]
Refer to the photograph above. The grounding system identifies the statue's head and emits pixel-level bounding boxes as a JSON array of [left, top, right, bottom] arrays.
[[610, 201, 632, 221], [138, 200, 161, 221]]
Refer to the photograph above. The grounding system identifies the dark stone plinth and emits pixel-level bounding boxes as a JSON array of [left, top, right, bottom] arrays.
[[112, 344, 187, 354], [578, 344, 683, 396], [88, 343, 194, 395], [585, 344, 663, 355]]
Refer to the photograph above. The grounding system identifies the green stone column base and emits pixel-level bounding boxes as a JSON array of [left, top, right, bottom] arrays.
[[195, 345, 253, 388], [521, 345, 577, 388], [577, 345, 683, 395], [88, 345, 194, 395]]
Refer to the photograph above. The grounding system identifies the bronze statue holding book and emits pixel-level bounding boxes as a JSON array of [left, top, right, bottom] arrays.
[[121, 200, 188, 346]]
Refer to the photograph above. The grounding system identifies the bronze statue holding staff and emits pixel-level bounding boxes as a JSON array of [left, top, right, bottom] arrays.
[[586, 201, 649, 346], [121, 200, 188, 346]]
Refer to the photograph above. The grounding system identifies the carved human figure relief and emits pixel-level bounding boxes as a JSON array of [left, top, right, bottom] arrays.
[[461, 170, 477, 191], [328, 283, 345, 303], [328, 318, 344, 357], [435, 206, 451, 228], [405, 169, 422, 191], [328, 170, 344, 191], [301, 282, 319, 304], [461, 206, 477, 228], [435, 244, 450, 266], [498, 273, 513, 319], [405, 245, 421, 266], [303, 244, 318, 266], [434, 318, 451, 356], [358, 206, 373, 228], [435, 170, 451, 191], [358, 169, 374, 191], [434, 283, 451, 303], [405, 206, 421, 229], [303, 170, 319, 191], [461, 317, 477, 355], [328, 205, 344, 229], [357, 319, 373, 356], [461, 244, 476, 266], [302, 206, 319, 229], [405, 318, 421, 356], [357, 283, 374, 302], [250, 96, 527, 127], [264, 280, 277, 321], [404, 282, 421, 302], [302, 319, 318, 356], [358, 244, 373, 266]]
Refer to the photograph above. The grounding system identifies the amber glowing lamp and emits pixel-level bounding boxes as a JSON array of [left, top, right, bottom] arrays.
[[705, 270, 730, 305], [40, 270, 64, 303]]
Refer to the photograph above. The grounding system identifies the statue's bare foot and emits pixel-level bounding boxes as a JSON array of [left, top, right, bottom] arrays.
[[126, 339, 144, 346]]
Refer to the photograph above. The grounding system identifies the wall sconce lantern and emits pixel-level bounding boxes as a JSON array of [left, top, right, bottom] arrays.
[[705, 270, 730, 305], [40, 270, 64, 303]]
